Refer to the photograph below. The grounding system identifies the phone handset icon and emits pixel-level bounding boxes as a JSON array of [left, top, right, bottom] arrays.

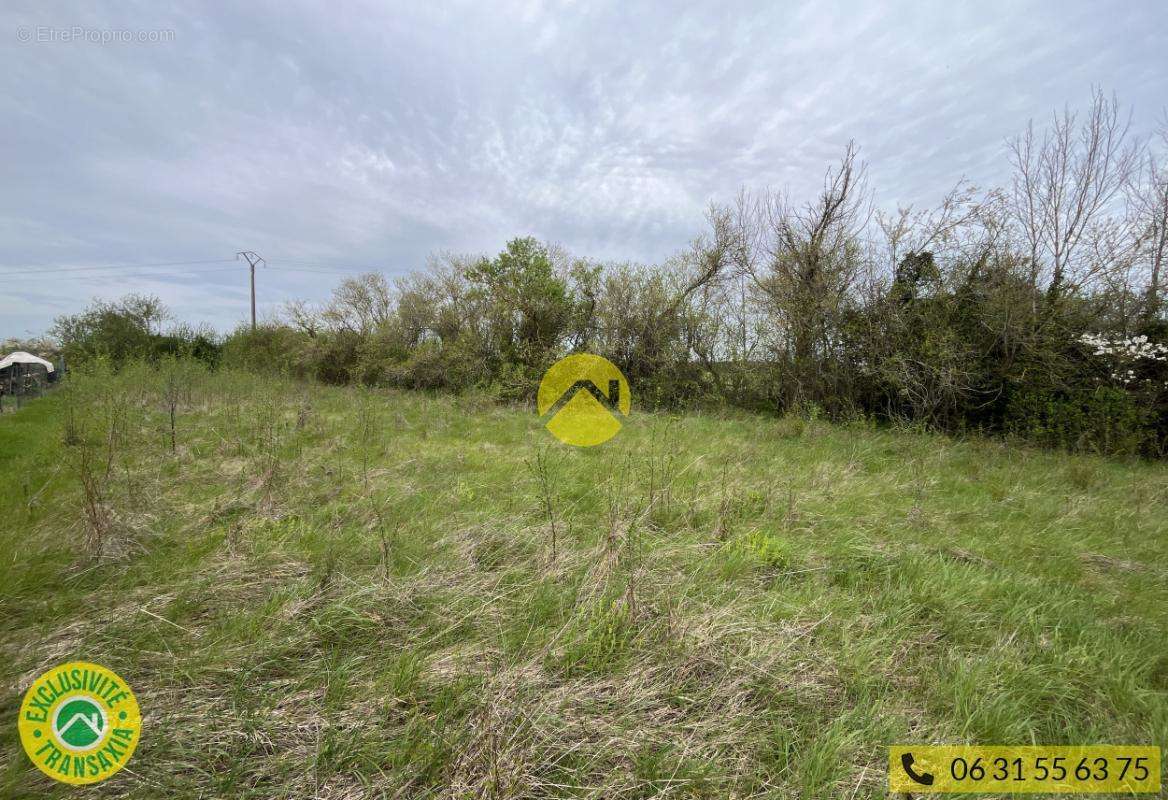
[[901, 752, 935, 786]]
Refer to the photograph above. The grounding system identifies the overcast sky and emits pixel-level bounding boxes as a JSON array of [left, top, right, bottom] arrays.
[[1, 1, 1165, 339]]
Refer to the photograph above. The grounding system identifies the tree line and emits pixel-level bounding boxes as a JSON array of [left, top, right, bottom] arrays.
[[38, 91, 1168, 456]]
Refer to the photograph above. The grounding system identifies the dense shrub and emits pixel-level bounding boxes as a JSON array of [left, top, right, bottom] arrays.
[[1004, 386, 1156, 455], [52, 294, 221, 368], [220, 325, 309, 377]]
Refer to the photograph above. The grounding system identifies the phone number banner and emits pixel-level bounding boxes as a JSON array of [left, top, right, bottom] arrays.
[[888, 745, 1161, 793]]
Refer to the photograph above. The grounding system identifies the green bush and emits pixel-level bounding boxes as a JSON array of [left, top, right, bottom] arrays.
[[52, 294, 221, 368], [1004, 385, 1155, 456], [220, 325, 309, 377]]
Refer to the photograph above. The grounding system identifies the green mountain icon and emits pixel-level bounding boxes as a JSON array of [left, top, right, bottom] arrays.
[[55, 698, 104, 749]]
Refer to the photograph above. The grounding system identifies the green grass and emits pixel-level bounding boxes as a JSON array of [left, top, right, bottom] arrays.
[[1, 366, 1166, 798]]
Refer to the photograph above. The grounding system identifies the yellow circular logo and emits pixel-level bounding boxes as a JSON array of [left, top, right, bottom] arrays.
[[537, 353, 631, 446], [18, 661, 142, 785]]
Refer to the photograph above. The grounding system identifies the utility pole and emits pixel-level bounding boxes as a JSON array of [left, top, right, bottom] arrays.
[[236, 251, 265, 331]]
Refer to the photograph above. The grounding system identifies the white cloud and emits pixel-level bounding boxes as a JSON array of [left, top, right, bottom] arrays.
[[1, 0, 1165, 336]]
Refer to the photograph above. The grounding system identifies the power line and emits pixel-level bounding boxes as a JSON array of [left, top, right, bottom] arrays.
[[269, 266, 381, 275], [0, 258, 236, 278], [0, 259, 392, 297], [0, 267, 245, 287], [262, 257, 392, 273], [0, 259, 387, 280], [0, 253, 389, 333], [266, 256, 384, 266]]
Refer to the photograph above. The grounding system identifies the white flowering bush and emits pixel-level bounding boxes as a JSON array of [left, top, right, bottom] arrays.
[[1000, 331, 1168, 455], [1079, 333, 1168, 387]]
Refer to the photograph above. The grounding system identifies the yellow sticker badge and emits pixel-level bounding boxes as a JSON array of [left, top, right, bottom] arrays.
[[889, 745, 1161, 794], [18, 661, 141, 785], [538, 353, 631, 447]]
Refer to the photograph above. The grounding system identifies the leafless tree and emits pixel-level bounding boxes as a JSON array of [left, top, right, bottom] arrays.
[[284, 299, 321, 336], [736, 141, 870, 407], [401, 253, 481, 344], [321, 272, 395, 335], [876, 182, 983, 281], [1008, 89, 1140, 306], [1128, 116, 1168, 323]]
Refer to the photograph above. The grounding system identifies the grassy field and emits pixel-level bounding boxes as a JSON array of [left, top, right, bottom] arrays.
[[1, 366, 1166, 799]]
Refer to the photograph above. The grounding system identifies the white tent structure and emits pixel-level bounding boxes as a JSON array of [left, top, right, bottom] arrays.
[[0, 351, 54, 373], [0, 351, 56, 405]]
